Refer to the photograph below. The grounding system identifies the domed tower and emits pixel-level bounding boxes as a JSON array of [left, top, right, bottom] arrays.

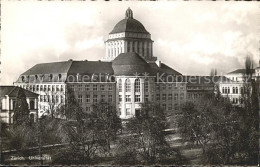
[[103, 8, 157, 62]]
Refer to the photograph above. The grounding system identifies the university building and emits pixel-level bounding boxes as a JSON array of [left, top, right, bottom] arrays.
[[13, 8, 260, 118], [14, 8, 186, 119]]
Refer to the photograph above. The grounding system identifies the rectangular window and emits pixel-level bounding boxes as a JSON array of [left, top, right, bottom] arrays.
[[61, 96, 64, 103], [78, 85, 82, 91], [93, 95, 98, 103], [168, 84, 172, 89], [162, 104, 166, 110], [126, 95, 131, 102], [162, 94, 166, 101], [36, 85, 39, 91], [100, 85, 105, 91], [61, 85, 64, 91], [168, 94, 172, 100], [70, 85, 74, 91], [44, 85, 47, 91], [156, 84, 160, 90], [144, 80, 149, 92], [162, 84, 166, 90], [108, 84, 113, 91], [56, 85, 60, 91], [126, 108, 131, 116], [168, 104, 172, 110], [48, 85, 51, 91], [119, 83, 122, 92], [101, 95, 105, 102], [145, 95, 149, 102], [40, 85, 43, 91], [135, 95, 141, 102], [180, 93, 184, 100], [119, 95, 122, 102], [93, 85, 98, 91], [86, 95, 90, 103], [174, 93, 178, 100], [180, 84, 184, 90], [85, 85, 90, 91], [156, 94, 160, 101], [108, 95, 112, 102], [126, 82, 131, 92], [174, 84, 178, 89], [78, 95, 82, 103]]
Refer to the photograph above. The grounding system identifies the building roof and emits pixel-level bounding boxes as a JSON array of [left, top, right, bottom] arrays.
[[109, 8, 149, 34], [0, 86, 38, 98], [148, 62, 182, 76], [66, 61, 114, 82], [227, 69, 255, 75], [112, 52, 155, 76], [22, 60, 73, 75]]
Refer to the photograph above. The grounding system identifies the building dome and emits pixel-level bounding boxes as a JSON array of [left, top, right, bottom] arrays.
[[112, 52, 153, 76], [109, 8, 149, 34]]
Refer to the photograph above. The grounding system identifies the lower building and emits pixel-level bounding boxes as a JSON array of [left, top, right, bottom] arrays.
[[0, 86, 39, 124]]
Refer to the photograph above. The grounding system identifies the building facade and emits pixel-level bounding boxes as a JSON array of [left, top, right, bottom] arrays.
[[14, 8, 186, 119]]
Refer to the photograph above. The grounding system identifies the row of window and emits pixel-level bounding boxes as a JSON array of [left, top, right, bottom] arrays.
[[222, 87, 243, 94], [20, 84, 64, 92], [156, 83, 185, 90], [39, 95, 64, 103], [69, 84, 113, 91], [156, 93, 184, 101], [118, 93, 184, 103], [21, 74, 62, 82], [78, 94, 113, 103], [187, 86, 213, 90]]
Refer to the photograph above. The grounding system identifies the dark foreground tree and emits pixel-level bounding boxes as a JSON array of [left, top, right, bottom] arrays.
[[177, 89, 258, 165], [177, 96, 216, 157], [52, 87, 99, 165], [237, 55, 259, 164], [90, 102, 122, 153], [114, 102, 186, 165], [13, 88, 31, 126]]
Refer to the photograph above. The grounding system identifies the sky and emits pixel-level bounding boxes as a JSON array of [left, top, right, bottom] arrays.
[[1, 1, 259, 85]]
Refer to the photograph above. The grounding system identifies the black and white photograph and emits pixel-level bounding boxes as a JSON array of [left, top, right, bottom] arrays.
[[0, 1, 259, 165]]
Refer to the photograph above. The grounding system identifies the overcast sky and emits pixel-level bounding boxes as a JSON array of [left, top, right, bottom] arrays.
[[1, 1, 259, 85]]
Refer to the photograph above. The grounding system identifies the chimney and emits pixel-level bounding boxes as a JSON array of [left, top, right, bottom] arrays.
[[156, 60, 161, 68]]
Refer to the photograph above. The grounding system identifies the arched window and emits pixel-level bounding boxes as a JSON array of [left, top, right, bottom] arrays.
[[135, 79, 140, 92], [30, 100, 34, 110], [125, 79, 131, 92], [233, 87, 235, 94], [118, 79, 122, 92], [21, 76, 25, 82], [235, 87, 238, 94]]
